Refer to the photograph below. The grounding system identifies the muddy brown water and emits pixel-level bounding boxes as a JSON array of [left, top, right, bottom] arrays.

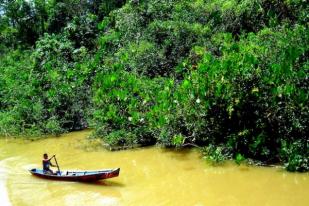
[[0, 130, 308, 206]]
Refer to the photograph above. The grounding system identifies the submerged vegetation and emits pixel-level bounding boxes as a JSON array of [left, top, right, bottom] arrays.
[[0, 0, 308, 171]]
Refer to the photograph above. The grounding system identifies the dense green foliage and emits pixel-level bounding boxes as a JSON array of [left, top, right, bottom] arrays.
[[1, 0, 308, 171], [0, 0, 126, 135]]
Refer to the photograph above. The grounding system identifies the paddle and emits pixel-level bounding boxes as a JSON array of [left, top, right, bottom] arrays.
[[51, 155, 61, 175]]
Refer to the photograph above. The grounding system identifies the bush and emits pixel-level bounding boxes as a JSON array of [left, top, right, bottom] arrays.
[[92, 24, 308, 171], [202, 145, 232, 164], [92, 68, 162, 147], [281, 140, 309, 172]]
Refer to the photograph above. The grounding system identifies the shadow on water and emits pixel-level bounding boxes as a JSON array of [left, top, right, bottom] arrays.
[[160, 147, 193, 160], [80, 180, 125, 187]]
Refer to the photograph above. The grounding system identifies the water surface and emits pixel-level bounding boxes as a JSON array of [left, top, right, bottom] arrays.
[[0, 130, 308, 206]]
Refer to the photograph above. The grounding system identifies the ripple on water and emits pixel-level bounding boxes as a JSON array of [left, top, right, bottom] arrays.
[[64, 192, 119, 206]]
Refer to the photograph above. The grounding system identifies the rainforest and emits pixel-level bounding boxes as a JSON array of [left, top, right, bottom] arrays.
[[0, 0, 308, 172]]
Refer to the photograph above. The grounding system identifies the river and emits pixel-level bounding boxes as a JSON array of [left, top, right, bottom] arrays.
[[0, 130, 308, 206]]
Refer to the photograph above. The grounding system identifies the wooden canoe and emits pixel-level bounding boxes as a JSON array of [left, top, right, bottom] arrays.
[[29, 168, 120, 182]]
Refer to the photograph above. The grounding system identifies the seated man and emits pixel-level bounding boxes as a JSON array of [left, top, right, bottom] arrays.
[[42, 153, 56, 175]]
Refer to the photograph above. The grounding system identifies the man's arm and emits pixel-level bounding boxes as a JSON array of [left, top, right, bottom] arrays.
[[48, 155, 56, 167], [48, 155, 55, 161]]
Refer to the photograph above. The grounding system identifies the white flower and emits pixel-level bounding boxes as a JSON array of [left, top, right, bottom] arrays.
[[196, 98, 201, 104], [128, 117, 132, 121]]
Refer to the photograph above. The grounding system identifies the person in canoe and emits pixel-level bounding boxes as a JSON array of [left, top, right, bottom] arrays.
[[43, 153, 56, 175]]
